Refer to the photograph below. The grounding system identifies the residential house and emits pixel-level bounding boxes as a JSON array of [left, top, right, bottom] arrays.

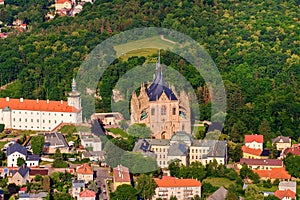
[[242, 145, 267, 159], [253, 168, 291, 182], [133, 131, 227, 168], [80, 132, 102, 151], [72, 180, 85, 199], [239, 158, 283, 170], [113, 165, 130, 190], [0, 0, 4, 5], [207, 186, 228, 200], [81, 151, 105, 162], [77, 164, 93, 183], [152, 176, 201, 200], [91, 112, 123, 127], [244, 134, 264, 151], [272, 136, 291, 151], [278, 181, 297, 193], [55, 0, 73, 11], [19, 192, 47, 200], [274, 189, 296, 200], [43, 132, 69, 154], [78, 189, 96, 200], [6, 143, 39, 167], [281, 144, 300, 158], [8, 165, 30, 186]]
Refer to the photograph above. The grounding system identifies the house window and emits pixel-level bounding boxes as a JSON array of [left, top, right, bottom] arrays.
[[151, 108, 155, 115], [31, 119, 33, 122], [25, 119, 27, 122], [37, 119, 39, 123], [172, 107, 176, 115], [161, 106, 166, 115]]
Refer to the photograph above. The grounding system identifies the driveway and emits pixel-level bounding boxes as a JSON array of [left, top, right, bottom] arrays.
[[94, 166, 112, 200]]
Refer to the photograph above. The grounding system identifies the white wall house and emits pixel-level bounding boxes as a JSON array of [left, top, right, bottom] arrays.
[[0, 79, 82, 131], [6, 143, 39, 167]]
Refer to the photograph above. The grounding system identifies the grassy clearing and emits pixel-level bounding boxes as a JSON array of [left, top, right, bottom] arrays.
[[257, 185, 278, 192], [106, 128, 128, 138], [114, 36, 175, 60], [203, 177, 233, 188], [0, 141, 7, 149]]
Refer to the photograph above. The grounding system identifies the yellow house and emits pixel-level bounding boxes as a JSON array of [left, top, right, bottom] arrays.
[[113, 165, 131, 190]]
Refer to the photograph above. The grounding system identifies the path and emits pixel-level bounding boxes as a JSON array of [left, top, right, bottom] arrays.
[[0, 80, 16, 90], [160, 34, 177, 44]]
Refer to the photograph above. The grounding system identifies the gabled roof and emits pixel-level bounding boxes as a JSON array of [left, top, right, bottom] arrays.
[[244, 134, 264, 143], [72, 180, 85, 188], [79, 189, 96, 198], [6, 143, 27, 157], [77, 164, 93, 175], [154, 176, 201, 187], [272, 136, 290, 144], [168, 143, 188, 156], [242, 145, 262, 156], [283, 145, 300, 156], [239, 158, 283, 166], [0, 98, 79, 113], [16, 165, 30, 178], [207, 186, 228, 200], [253, 168, 291, 180], [274, 189, 296, 199], [26, 154, 40, 161], [113, 165, 130, 183], [56, 0, 72, 4]]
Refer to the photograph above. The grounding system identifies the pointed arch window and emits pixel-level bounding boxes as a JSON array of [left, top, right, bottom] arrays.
[[161, 106, 166, 115]]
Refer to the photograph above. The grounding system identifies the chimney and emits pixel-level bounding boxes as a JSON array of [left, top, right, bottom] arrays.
[[47, 99, 49, 103], [61, 100, 63, 104], [36, 99, 39, 103], [6, 97, 9, 102], [20, 98, 24, 102]]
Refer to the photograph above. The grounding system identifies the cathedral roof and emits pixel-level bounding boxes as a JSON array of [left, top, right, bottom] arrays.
[[146, 56, 177, 101]]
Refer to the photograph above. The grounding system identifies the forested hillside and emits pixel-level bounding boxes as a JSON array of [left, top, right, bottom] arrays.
[[0, 0, 299, 142]]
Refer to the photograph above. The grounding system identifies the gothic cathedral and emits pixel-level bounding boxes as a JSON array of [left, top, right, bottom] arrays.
[[130, 56, 191, 139]]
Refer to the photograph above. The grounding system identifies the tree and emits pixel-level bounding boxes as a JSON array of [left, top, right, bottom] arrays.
[[259, 119, 272, 143], [54, 149, 62, 160], [31, 135, 45, 154], [110, 184, 138, 200], [0, 124, 4, 133], [225, 184, 239, 200], [284, 153, 300, 178], [17, 157, 26, 167], [128, 124, 152, 138], [269, 143, 278, 159], [244, 185, 263, 200], [88, 181, 98, 193], [118, 120, 129, 130], [264, 195, 280, 200], [169, 196, 177, 200], [192, 195, 201, 200], [7, 183, 20, 194], [43, 176, 50, 192], [136, 174, 157, 200]]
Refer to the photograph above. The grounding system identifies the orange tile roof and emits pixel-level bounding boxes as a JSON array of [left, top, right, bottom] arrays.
[[274, 189, 296, 199], [56, 0, 72, 4], [253, 167, 291, 180], [79, 189, 96, 198], [245, 134, 264, 143], [0, 98, 79, 113], [76, 164, 93, 174], [113, 165, 130, 183], [154, 176, 201, 188], [242, 145, 262, 156]]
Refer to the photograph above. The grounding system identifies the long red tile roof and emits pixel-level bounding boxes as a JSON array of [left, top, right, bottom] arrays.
[[0, 98, 79, 113], [274, 189, 296, 199], [155, 176, 201, 187], [113, 165, 130, 183], [242, 146, 262, 156], [253, 168, 291, 180], [245, 134, 264, 143], [283, 145, 300, 156], [79, 189, 96, 198]]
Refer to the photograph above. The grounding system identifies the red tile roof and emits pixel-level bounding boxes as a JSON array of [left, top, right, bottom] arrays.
[[56, 0, 72, 4], [79, 189, 96, 198], [0, 98, 79, 113], [77, 164, 93, 175], [283, 145, 300, 156], [242, 146, 262, 156], [239, 158, 283, 166], [253, 168, 291, 180], [155, 176, 201, 187], [245, 134, 264, 143], [20, 187, 27, 191], [113, 165, 130, 183], [274, 189, 296, 199]]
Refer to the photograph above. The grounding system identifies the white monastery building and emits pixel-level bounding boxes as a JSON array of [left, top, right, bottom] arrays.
[[0, 79, 82, 131]]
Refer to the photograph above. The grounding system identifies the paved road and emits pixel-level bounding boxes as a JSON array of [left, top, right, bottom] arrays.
[[94, 166, 112, 200]]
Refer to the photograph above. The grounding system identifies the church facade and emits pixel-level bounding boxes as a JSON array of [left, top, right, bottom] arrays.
[[0, 79, 82, 131], [130, 57, 191, 139]]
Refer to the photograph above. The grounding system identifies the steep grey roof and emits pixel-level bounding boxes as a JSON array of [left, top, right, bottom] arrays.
[[6, 143, 27, 157], [26, 154, 40, 161], [207, 186, 228, 200], [206, 140, 227, 158], [146, 58, 177, 101], [72, 180, 85, 188], [168, 143, 188, 156], [17, 165, 30, 178], [170, 131, 193, 143], [272, 136, 290, 143], [44, 132, 68, 148]]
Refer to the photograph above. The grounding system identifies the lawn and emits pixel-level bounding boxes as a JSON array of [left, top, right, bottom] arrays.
[[0, 141, 7, 149], [114, 35, 176, 60], [106, 128, 128, 138], [203, 177, 234, 188], [257, 185, 278, 192]]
